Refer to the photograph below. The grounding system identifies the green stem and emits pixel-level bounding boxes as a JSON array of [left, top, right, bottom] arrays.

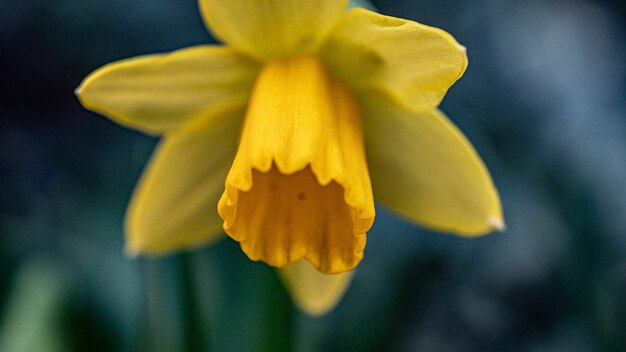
[[180, 253, 204, 352], [143, 259, 180, 352]]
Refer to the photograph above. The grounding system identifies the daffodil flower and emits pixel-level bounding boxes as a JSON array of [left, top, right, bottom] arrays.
[[76, 0, 503, 315]]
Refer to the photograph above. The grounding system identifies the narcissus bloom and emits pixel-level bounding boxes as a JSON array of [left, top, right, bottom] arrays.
[[77, 0, 503, 314]]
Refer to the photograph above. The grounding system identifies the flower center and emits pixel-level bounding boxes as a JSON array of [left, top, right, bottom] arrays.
[[217, 55, 375, 274]]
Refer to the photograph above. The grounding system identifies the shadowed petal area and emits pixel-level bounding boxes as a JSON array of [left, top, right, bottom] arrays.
[[76, 46, 258, 134], [322, 8, 468, 112], [278, 261, 355, 316], [199, 0, 348, 60], [218, 56, 375, 274], [362, 94, 503, 235], [126, 101, 245, 254]]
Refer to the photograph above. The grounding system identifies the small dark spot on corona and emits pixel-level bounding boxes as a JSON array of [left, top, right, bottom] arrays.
[[297, 192, 306, 201]]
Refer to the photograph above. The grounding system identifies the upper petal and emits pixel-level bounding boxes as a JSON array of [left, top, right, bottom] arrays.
[[76, 46, 258, 134], [362, 94, 503, 235], [278, 261, 354, 316], [322, 8, 468, 112], [199, 0, 348, 60], [126, 100, 245, 255]]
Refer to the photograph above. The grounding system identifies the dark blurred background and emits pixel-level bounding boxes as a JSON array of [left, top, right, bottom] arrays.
[[1, 0, 625, 351]]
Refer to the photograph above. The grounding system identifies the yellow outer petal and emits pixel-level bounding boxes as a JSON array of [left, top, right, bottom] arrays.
[[362, 94, 503, 235], [199, 0, 348, 60], [278, 261, 354, 316], [322, 8, 468, 112], [218, 56, 375, 274], [125, 101, 245, 255], [76, 46, 258, 134]]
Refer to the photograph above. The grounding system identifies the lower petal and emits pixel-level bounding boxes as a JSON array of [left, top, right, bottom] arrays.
[[126, 101, 245, 254], [278, 261, 355, 316], [362, 94, 503, 235], [218, 56, 375, 274]]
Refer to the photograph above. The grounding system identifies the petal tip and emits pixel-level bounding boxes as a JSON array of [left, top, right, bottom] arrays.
[[74, 81, 89, 104], [487, 216, 506, 232], [302, 301, 340, 317], [278, 262, 355, 316], [124, 244, 140, 258]]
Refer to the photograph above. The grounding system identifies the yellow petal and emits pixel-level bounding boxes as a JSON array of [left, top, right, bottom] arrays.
[[362, 94, 503, 235], [199, 0, 348, 60], [126, 101, 245, 255], [278, 261, 354, 316], [322, 8, 468, 112], [218, 56, 375, 274], [76, 46, 258, 134]]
